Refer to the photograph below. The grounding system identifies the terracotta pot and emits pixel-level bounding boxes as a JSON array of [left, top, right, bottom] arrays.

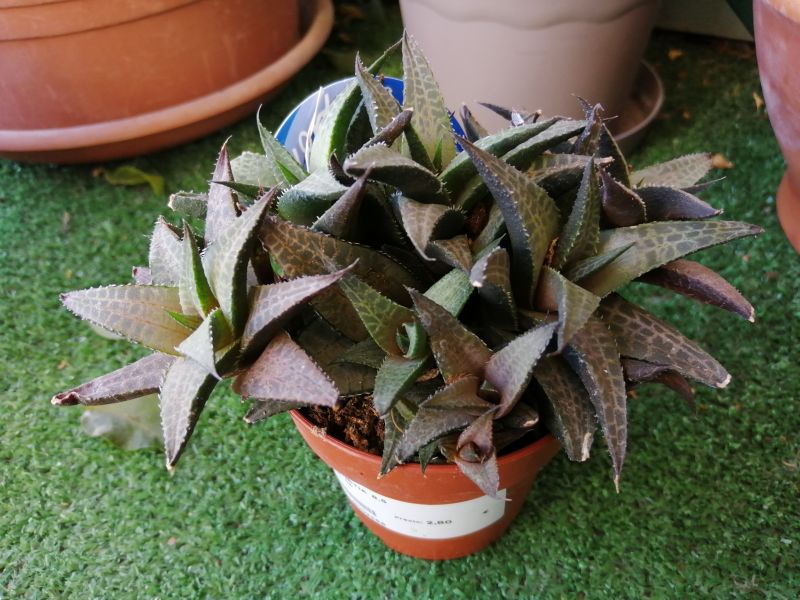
[[399, 0, 661, 133], [290, 410, 560, 560], [754, 0, 800, 252], [0, 0, 334, 163]]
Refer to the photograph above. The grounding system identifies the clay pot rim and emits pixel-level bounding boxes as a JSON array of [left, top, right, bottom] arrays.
[[0, 0, 333, 154], [289, 408, 558, 473]]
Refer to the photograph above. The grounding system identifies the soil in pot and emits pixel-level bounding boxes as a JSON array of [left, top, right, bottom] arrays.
[[304, 395, 384, 454]]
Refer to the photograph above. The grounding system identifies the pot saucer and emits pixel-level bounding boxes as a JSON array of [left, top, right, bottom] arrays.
[[0, 0, 333, 164], [610, 61, 665, 154]]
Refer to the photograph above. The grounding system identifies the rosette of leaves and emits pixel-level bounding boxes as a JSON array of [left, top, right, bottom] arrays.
[[229, 34, 761, 495], [53, 147, 355, 469]]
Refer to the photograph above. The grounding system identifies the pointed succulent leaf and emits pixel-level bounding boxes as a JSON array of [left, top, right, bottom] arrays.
[[456, 409, 501, 498], [637, 259, 755, 321], [459, 135, 561, 307], [257, 109, 307, 187], [204, 192, 272, 335], [396, 376, 491, 461], [231, 151, 282, 190], [355, 53, 401, 134], [180, 223, 217, 316], [409, 289, 491, 384], [277, 169, 348, 226], [535, 267, 600, 350], [261, 216, 418, 304], [563, 243, 635, 283], [205, 144, 240, 243], [337, 338, 386, 369], [460, 104, 489, 142], [441, 118, 558, 196], [598, 294, 731, 388], [427, 236, 473, 272], [297, 318, 375, 397], [572, 102, 604, 156], [485, 322, 558, 416], [52, 353, 175, 406], [61, 285, 187, 354], [631, 153, 714, 189], [373, 354, 430, 415], [530, 153, 595, 198], [344, 143, 448, 203], [167, 311, 203, 331], [637, 186, 722, 221], [470, 247, 517, 329], [553, 158, 600, 268], [365, 109, 414, 148], [149, 217, 184, 287], [597, 123, 630, 185], [534, 357, 596, 462], [312, 170, 370, 239], [395, 196, 464, 259], [213, 180, 263, 200], [338, 274, 416, 356], [580, 220, 763, 297], [175, 308, 232, 379], [168, 191, 207, 218], [234, 331, 338, 408], [600, 169, 647, 226], [402, 32, 456, 168], [472, 204, 506, 255], [621, 358, 696, 406], [160, 356, 218, 469], [563, 316, 627, 489], [380, 397, 414, 474], [244, 399, 306, 424], [423, 268, 474, 316], [241, 267, 354, 358]]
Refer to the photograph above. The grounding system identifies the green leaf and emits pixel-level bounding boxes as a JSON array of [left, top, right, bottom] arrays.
[[598, 294, 731, 388], [458, 135, 561, 308], [231, 151, 279, 189], [206, 144, 240, 245], [175, 308, 232, 379], [534, 357, 596, 462], [535, 266, 600, 351], [338, 274, 416, 356], [343, 143, 448, 203], [337, 338, 386, 369], [459, 104, 489, 142], [213, 179, 263, 200], [427, 236, 473, 272], [180, 223, 217, 316], [409, 289, 492, 384], [257, 109, 307, 187], [373, 354, 430, 415], [395, 196, 464, 259], [234, 331, 338, 407], [241, 267, 354, 358], [484, 322, 557, 416], [203, 192, 273, 335], [472, 204, 506, 255], [469, 247, 517, 329], [600, 169, 647, 227], [244, 399, 306, 424], [636, 186, 722, 221], [168, 191, 207, 218], [52, 353, 175, 406], [61, 285, 188, 355], [277, 169, 347, 226], [101, 165, 164, 196], [422, 268, 474, 315], [355, 53, 401, 135], [402, 32, 456, 168], [563, 243, 635, 283], [636, 259, 755, 321], [312, 170, 369, 239], [529, 153, 594, 198], [631, 153, 714, 189], [148, 217, 183, 287], [563, 315, 627, 490], [81, 394, 163, 451], [553, 158, 600, 269], [160, 356, 218, 469], [580, 220, 763, 297]]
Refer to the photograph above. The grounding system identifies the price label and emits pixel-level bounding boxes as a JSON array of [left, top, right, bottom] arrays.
[[334, 471, 506, 540]]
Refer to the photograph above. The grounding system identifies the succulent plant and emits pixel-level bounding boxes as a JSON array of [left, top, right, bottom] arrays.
[[55, 34, 761, 497]]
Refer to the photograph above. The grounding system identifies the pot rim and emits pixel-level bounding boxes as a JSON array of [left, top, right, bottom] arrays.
[[0, 0, 333, 152], [289, 408, 558, 474]]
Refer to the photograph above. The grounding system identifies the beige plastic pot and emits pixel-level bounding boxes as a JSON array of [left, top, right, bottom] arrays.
[[399, 0, 660, 132], [291, 410, 561, 560]]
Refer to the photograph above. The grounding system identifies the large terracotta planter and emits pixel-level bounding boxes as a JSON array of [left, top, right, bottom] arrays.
[[0, 0, 334, 163], [291, 410, 560, 560], [754, 0, 800, 252], [399, 0, 661, 134]]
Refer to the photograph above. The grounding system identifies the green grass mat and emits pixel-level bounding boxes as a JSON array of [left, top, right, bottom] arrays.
[[1, 7, 798, 598]]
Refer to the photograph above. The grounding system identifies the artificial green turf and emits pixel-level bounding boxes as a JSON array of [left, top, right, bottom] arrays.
[[2, 7, 799, 598]]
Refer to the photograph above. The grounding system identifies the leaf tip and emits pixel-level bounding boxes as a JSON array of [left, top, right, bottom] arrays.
[[717, 373, 732, 389], [51, 392, 78, 406], [614, 475, 621, 494]]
